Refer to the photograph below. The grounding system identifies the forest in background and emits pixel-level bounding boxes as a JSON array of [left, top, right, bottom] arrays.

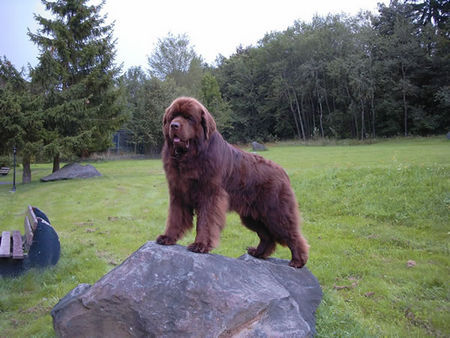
[[1, 0, 449, 178], [121, 0, 449, 151]]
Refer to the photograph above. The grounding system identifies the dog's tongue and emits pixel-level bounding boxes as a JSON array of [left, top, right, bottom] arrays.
[[173, 137, 189, 150]]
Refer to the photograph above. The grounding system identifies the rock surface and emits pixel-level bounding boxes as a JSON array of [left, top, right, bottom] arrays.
[[251, 141, 267, 151], [41, 163, 101, 182], [52, 242, 322, 337]]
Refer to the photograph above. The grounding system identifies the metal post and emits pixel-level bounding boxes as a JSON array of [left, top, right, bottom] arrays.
[[12, 146, 16, 192], [116, 131, 120, 154]]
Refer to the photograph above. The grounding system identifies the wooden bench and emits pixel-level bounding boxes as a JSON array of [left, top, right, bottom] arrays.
[[0, 206, 38, 260], [0, 167, 10, 176]]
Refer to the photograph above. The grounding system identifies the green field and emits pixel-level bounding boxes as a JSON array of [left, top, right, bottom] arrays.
[[0, 137, 449, 337]]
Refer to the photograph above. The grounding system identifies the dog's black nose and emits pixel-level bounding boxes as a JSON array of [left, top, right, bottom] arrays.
[[170, 121, 180, 130]]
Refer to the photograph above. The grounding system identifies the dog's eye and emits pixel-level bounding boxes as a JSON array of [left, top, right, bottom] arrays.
[[187, 116, 196, 124]]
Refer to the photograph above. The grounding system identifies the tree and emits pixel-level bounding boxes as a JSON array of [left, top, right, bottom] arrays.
[[148, 33, 204, 97], [120, 67, 177, 153], [199, 72, 232, 138], [148, 33, 196, 79], [0, 57, 44, 183], [374, 1, 428, 136], [216, 46, 268, 143], [29, 0, 124, 172], [409, 0, 449, 29]]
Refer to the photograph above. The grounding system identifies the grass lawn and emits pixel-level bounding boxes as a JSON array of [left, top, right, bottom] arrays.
[[0, 136, 449, 337]]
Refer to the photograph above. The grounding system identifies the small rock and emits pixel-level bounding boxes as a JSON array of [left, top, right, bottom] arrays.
[[407, 260, 416, 268], [251, 141, 267, 151]]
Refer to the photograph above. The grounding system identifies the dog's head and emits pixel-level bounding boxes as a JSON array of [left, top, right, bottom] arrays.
[[163, 97, 216, 156]]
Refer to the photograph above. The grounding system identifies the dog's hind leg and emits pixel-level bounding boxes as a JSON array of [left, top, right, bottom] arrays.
[[286, 232, 309, 268], [261, 200, 309, 268], [241, 216, 276, 259]]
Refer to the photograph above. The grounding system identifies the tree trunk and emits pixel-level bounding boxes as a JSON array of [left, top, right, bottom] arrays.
[[318, 98, 324, 138], [402, 90, 408, 136], [292, 90, 306, 141], [315, 73, 324, 138], [345, 81, 358, 139], [300, 95, 309, 139], [22, 157, 31, 184], [53, 154, 60, 173], [309, 94, 316, 136], [286, 88, 301, 139], [360, 98, 365, 140], [371, 91, 376, 138], [401, 63, 408, 136]]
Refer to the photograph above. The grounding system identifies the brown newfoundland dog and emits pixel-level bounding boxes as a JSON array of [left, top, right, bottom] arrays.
[[156, 97, 309, 267]]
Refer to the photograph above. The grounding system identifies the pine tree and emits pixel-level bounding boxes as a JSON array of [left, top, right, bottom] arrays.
[[29, 0, 125, 171], [0, 57, 44, 183], [199, 72, 232, 139]]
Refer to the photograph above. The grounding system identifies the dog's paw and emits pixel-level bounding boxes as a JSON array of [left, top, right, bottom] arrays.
[[187, 242, 210, 253], [289, 258, 306, 268], [247, 247, 262, 258], [156, 235, 176, 245]]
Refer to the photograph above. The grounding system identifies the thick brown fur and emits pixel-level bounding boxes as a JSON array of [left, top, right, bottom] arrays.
[[156, 97, 309, 267]]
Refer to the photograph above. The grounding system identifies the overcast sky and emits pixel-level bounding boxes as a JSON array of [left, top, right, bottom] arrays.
[[0, 0, 388, 73]]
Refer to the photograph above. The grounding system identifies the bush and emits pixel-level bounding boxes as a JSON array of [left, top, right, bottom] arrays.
[[0, 155, 12, 167]]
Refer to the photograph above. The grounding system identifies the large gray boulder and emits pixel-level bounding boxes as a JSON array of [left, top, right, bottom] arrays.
[[52, 242, 322, 337], [41, 163, 101, 182]]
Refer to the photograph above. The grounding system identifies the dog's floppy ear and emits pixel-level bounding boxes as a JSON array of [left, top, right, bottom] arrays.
[[200, 106, 216, 140]]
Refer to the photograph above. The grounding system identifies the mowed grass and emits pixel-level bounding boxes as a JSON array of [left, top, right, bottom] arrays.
[[0, 136, 448, 337]]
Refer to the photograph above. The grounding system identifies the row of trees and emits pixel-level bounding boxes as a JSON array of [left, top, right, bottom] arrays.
[[1, 0, 449, 183], [120, 0, 449, 147], [216, 0, 449, 142]]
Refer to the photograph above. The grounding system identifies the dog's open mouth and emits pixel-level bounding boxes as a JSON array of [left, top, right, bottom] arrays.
[[172, 137, 190, 154]]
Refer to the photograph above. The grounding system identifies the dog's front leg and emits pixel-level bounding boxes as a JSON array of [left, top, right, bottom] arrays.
[[157, 196, 193, 245], [188, 189, 228, 253]]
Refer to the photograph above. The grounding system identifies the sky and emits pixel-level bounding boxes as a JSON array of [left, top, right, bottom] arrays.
[[0, 0, 389, 73]]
